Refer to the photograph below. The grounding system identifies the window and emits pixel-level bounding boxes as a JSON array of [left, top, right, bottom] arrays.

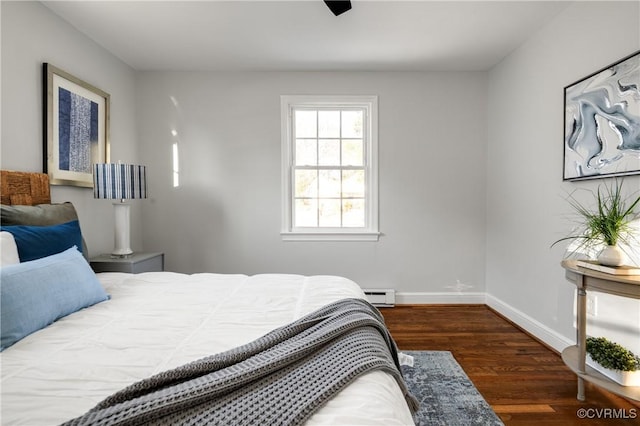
[[281, 95, 379, 241]]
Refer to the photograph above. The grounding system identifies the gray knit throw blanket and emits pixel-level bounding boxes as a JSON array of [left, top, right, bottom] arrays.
[[63, 298, 419, 426]]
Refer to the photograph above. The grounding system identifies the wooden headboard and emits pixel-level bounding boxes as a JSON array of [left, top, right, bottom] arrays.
[[1, 170, 51, 206]]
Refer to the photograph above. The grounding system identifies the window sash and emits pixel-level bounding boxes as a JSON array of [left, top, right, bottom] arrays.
[[281, 95, 379, 241]]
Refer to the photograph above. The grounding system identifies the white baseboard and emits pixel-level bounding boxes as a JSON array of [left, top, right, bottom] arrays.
[[485, 294, 573, 353], [393, 291, 573, 353], [395, 292, 486, 305]]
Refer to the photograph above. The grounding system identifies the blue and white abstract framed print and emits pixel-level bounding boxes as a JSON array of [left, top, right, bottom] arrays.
[[563, 51, 640, 181], [44, 63, 110, 188]]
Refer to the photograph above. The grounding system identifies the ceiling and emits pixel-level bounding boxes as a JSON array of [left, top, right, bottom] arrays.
[[42, 0, 572, 72]]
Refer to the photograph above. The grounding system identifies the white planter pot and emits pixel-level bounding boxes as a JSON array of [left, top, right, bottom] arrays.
[[586, 354, 640, 386], [597, 245, 626, 266]]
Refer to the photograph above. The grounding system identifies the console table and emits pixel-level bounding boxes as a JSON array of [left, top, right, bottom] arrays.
[[561, 260, 640, 402]]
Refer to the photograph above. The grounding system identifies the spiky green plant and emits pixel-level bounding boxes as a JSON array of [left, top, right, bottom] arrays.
[[552, 179, 640, 255]]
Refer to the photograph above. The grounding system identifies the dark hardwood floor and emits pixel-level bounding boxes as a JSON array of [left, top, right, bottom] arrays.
[[380, 304, 639, 425]]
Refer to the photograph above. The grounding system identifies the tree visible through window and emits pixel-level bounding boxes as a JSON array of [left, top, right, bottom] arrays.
[[281, 96, 379, 241]]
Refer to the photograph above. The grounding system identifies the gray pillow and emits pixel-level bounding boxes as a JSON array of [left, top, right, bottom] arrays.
[[0, 203, 89, 260]]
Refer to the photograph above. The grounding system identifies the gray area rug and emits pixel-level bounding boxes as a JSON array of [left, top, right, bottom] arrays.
[[401, 351, 504, 426]]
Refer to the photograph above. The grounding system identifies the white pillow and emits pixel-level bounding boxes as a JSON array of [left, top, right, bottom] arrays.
[[1, 231, 20, 266]]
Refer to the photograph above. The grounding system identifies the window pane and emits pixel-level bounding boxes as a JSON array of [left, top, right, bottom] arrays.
[[295, 199, 318, 227], [294, 170, 317, 197], [295, 110, 317, 138], [319, 199, 341, 227], [318, 139, 340, 166], [342, 139, 363, 166], [342, 199, 365, 227], [342, 170, 365, 198], [342, 110, 363, 138], [295, 138, 317, 166], [318, 170, 341, 197], [318, 110, 340, 138]]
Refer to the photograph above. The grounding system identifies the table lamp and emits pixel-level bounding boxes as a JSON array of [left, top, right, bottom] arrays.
[[93, 163, 147, 257]]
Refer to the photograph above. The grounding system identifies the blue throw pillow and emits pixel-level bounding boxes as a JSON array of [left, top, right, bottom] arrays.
[[0, 220, 83, 262], [0, 247, 110, 351]]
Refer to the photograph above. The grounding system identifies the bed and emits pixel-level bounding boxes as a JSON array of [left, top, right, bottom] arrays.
[[0, 170, 416, 425]]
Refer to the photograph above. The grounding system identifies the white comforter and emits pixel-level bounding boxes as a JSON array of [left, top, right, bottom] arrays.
[[0, 272, 414, 425]]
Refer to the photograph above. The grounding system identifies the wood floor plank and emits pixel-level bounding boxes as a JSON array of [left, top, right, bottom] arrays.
[[380, 305, 640, 425], [493, 404, 556, 413]]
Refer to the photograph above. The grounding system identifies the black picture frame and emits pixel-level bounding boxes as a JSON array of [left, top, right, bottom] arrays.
[[563, 50, 640, 181]]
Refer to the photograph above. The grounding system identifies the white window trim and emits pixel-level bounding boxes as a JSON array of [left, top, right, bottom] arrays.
[[280, 95, 379, 242]]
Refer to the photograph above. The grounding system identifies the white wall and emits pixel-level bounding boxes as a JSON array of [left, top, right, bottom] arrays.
[[136, 71, 488, 295], [3, 1, 638, 355], [1, 1, 140, 256], [487, 1, 640, 353]]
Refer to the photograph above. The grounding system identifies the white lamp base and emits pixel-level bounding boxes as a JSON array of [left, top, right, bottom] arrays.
[[112, 201, 132, 257]]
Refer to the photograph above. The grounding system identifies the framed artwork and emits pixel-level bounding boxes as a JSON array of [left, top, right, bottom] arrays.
[[43, 63, 110, 187], [563, 50, 640, 181]]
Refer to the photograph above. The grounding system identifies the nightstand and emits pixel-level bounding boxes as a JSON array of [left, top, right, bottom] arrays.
[[90, 252, 164, 273]]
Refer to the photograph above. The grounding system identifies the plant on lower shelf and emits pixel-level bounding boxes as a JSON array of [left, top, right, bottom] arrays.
[[585, 337, 640, 387], [586, 337, 640, 371]]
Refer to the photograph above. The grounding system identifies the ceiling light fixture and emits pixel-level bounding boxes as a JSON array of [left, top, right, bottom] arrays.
[[324, 0, 351, 16]]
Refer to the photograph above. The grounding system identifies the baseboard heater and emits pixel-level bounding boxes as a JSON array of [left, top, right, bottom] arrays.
[[363, 289, 395, 307]]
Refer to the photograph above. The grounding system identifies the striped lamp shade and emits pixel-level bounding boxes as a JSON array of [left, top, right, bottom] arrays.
[[93, 164, 147, 200]]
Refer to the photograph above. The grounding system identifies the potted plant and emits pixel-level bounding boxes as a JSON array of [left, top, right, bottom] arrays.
[[552, 179, 640, 266], [585, 336, 640, 386]]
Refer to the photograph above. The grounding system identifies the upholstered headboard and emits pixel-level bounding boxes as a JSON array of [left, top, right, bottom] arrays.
[[0, 171, 51, 206]]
